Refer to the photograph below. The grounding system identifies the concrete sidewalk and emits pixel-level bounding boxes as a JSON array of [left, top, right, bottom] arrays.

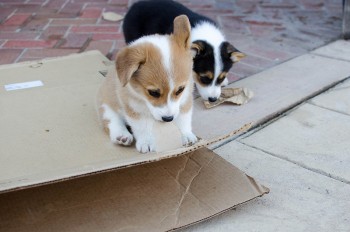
[[182, 40, 350, 231]]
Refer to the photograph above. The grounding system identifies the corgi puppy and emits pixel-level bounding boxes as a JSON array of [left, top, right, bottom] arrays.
[[97, 15, 197, 153], [123, 0, 246, 102]]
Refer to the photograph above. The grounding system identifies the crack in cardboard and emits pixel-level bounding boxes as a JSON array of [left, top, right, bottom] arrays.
[[174, 153, 216, 227], [159, 154, 192, 227], [175, 154, 191, 181]]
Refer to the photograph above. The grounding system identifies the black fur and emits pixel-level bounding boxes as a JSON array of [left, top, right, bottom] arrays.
[[123, 0, 216, 43], [123, 0, 243, 100], [192, 40, 215, 85]]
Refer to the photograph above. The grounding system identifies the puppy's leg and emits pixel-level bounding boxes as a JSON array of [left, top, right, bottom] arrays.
[[175, 110, 198, 147], [127, 117, 156, 153], [101, 104, 133, 146]]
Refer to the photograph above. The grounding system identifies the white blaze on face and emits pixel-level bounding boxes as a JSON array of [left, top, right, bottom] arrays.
[[191, 22, 226, 100], [196, 84, 221, 101], [135, 35, 182, 121]]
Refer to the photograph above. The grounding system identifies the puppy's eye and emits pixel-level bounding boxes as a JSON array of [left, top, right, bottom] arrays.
[[175, 86, 185, 96], [216, 76, 226, 85], [200, 76, 212, 85], [148, 89, 160, 98]]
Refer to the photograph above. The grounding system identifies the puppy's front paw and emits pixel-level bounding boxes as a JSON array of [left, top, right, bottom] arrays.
[[182, 132, 198, 147], [111, 131, 134, 146], [136, 139, 156, 153]]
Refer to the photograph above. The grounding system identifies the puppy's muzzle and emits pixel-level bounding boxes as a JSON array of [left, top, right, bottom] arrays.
[[162, 116, 174, 122]]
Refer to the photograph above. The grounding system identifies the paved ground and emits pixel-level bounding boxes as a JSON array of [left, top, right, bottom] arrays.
[[0, 0, 343, 83], [182, 40, 350, 232]]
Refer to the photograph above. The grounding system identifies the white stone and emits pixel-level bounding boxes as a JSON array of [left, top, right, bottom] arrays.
[[310, 79, 350, 115], [180, 142, 350, 232], [240, 103, 350, 183], [312, 40, 350, 61]]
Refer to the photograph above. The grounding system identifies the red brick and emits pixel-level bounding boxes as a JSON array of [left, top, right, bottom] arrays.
[[72, 0, 109, 2], [92, 33, 123, 40], [0, 0, 25, 2], [0, 49, 22, 65], [0, 8, 15, 23], [108, 0, 129, 6], [39, 26, 69, 40], [3, 13, 31, 26], [249, 24, 277, 37], [0, 26, 19, 32], [21, 18, 50, 32], [240, 54, 275, 70], [15, 4, 42, 13], [243, 45, 295, 61], [85, 40, 113, 55], [44, 0, 69, 10], [219, 16, 249, 34], [80, 8, 102, 18], [28, 0, 47, 3], [230, 62, 262, 79], [3, 40, 57, 48], [61, 34, 91, 48], [71, 25, 119, 33], [96, 5, 128, 14], [21, 48, 80, 59], [51, 18, 97, 25], [226, 72, 241, 83], [0, 32, 38, 40], [260, 3, 297, 9], [245, 20, 282, 27], [60, 2, 83, 15]]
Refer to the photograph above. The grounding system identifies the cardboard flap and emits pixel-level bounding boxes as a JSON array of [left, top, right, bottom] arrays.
[[0, 147, 268, 232], [0, 51, 251, 193]]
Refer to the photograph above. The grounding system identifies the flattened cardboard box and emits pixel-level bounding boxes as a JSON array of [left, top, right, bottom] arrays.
[[0, 51, 268, 231]]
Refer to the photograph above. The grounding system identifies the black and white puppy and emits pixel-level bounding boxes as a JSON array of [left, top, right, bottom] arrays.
[[123, 0, 246, 102]]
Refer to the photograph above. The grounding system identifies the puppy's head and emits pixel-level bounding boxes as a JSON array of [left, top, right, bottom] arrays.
[[191, 23, 245, 102], [116, 15, 193, 122]]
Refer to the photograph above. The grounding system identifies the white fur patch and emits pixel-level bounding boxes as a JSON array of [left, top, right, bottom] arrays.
[[191, 22, 225, 79], [131, 34, 172, 72], [101, 104, 133, 145], [131, 34, 183, 122]]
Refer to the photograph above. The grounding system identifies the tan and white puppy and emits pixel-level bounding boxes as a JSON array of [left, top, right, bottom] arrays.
[[97, 15, 197, 153]]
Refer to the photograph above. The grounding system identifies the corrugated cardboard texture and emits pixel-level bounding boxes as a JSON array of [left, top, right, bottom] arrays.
[[0, 147, 268, 232], [0, 51, 251, 192]]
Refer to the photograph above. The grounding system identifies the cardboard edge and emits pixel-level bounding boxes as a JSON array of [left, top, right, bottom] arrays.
[[0, 50, 108, 70], [169, 184, 270, 231], [0, 123, 253, 194]]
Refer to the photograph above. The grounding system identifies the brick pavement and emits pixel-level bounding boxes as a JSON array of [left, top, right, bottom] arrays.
[[0, 0, 343, 83]]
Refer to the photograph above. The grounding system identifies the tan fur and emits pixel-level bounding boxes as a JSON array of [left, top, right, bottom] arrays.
[[217, 71, 227, 82], [193, 71, 214, 87], [231, 51, 246, 63], [97, 15, 195, 149]]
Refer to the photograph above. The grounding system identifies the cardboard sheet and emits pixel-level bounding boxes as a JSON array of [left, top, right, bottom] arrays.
[[0, 147, 268, 232], [0, 51, 252, 193]]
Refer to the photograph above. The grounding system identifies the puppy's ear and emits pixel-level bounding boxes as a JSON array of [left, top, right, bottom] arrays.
[[173, 15, 191, 49], [115, 46, 145, 86], [221, 42, 246, 63], [191, 40, 206, 57]]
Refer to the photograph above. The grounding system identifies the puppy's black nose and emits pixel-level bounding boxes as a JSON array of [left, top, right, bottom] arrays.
[[162, 116, 174, 122], [208, 97, 217, 102]]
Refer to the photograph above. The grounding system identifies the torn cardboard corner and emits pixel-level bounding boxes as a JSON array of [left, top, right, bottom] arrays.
[[204, 87, 254, 109], [0, 147, 269, 232], [0, 51, 268, 231]]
